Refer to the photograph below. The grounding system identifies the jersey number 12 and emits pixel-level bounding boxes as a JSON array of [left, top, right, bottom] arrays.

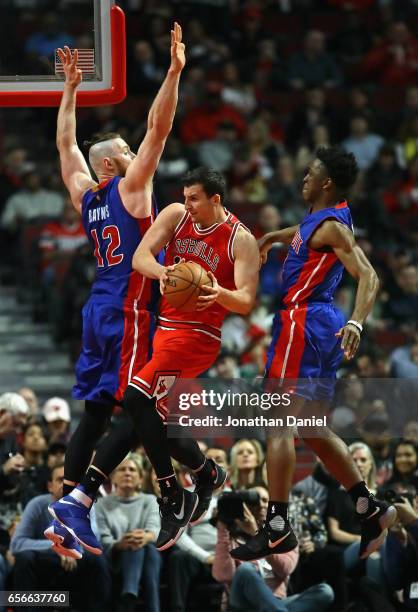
[[91, 225, 124, 267]]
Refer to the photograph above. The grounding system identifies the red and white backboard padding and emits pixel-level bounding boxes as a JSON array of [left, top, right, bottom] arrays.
[[0, 0, 126, 107]]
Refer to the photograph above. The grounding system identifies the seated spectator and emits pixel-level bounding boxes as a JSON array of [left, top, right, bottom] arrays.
[[169, 447, 229, 612], [198, 121, 240, 172], [212, 485, 334, 611], [398, 154, 418, 212], [327, 443, 384, 582], [289, 490, 348, 612], [362, 21, 418, 88], [360, 412, 393, 487], [95, 454, 161, 612], [379, 439, 418, 494], [38, 196, 87, 286], [24, 13, 75, 63], [0, 393, 28, 495], [1, 168, 64, 232], [17, 387, 39, 421], [365, 144, 403, 206], [288, 30, 342, 90], [293, 460, 340, 519], [286, 88, 339, 152], [11, 463, 110, 612], [127, 40, 164, 95], [180, 81, 246, 145], [229, 439, 265, 490], [381, 484, 418, 610], [390, 341, 418, 378], [295, 124, 332, 176], [45, 439, 67, 470], [221, 61, 257, 117], [383, 264, 418, 331], [267, 156, 305, 225], [342, 115, 384, 171], [19, 422, 49, 508], [42, 397, 71, 443], [403, 420, 418, 446]]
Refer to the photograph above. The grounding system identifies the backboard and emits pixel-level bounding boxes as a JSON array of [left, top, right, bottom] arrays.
[[0, 0, 126, 107]]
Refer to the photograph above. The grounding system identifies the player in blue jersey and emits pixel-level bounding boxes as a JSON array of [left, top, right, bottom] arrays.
[[231, 146, 397, 562], [44, 25, 186, 557]]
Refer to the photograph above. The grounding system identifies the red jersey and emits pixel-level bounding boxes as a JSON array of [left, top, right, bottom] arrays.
[[159, 210, 248, 341]]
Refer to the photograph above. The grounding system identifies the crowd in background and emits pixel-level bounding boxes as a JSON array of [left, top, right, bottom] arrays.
[[0, 0, 418, 610]]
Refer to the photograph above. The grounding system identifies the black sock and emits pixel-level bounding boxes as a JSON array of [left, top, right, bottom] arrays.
[[348, 481, 375, 516], [79, 467, 107, 498], [193, 458, 214, 482], [63, 482, 76, 497], [158, 473, 180, 499], [267, 501, 289, 530]]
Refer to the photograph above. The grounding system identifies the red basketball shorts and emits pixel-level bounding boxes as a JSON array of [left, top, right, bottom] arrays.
[[128, 328, 220, 421]]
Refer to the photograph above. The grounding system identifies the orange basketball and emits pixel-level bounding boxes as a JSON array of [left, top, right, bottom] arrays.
[[164, 261, 213, 312]]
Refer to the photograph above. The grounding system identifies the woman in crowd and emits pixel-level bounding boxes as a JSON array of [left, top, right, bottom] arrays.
[[229, 439, 265, 490]]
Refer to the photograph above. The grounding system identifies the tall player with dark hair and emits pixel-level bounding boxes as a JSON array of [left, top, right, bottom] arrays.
[[231, 147, 397, 562], [44, 25, 186, 557]]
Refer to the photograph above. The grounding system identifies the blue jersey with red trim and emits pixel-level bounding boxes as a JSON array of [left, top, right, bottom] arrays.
[[81, 176, 158, 310], [280, 201, 353, 308]]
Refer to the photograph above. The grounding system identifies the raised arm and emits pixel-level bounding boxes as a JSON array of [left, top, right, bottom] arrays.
[[132, 203, 185, 281], [56, 47, 96, 213], [310, 219, 380, 360], [258, 224, 299, 265], [197, 228, 259, 315], [120, 23, 185, 207]]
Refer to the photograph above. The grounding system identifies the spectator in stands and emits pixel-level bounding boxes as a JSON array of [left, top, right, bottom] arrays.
[[360, 412, 393, 487], [1, 168, 64, 232], [155, 137, 190, 204], [365, 144, 403, 204], [327, 442, 384, 582], [42, 397, 71, 443], [362, 21, 418, 88], [45, 439, 67, 470], [342, 115, 384, 170], [38, 196, 87, 283], [398, 154, 418, 214], [169, 447, 229, 612], [0, 393, 28, 495], [390, 340, 418, 378], [95, 454, 161, 612], [197, 120, 240, 172], [403, 420, 418, 446], [383, 264, 418, 330], [286, 88, 339, 151], [381, 483, 418, 610], [295, 123, 332, 176], [221, 61, 257, 116], [289, 490, 348, 612], [11, 463, 110, 612], [379, 439, 418, 493], [293, 459, 340, 519], [24, 13, 75, 62], [19, 422, 49, 508], [288, 30, 342, 90], [18, 388, 39, 420], [212, 484, 334, 611], [180, 81, 246, 144], [229, 439, 264, 490], [397, 117, 418, 169], [206, 446, 229, 472], [0, 147, 28, 211], [128, 40, 164, 95], [267, 156, 304, 225]]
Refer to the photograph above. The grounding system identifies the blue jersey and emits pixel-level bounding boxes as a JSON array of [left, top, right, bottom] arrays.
[[265, 201, 353, 401], [73, 176, 159, 404], [280, 201, 353, 308], [81, 176, 157, 310]]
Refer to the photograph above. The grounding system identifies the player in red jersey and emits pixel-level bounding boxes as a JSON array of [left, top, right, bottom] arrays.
[[231, 147, 397, 562], [126, 167, 260, 550]]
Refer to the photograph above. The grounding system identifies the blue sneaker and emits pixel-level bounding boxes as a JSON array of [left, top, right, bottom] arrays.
[[44, 520, 83, 560], [48, 494, 102, 555]]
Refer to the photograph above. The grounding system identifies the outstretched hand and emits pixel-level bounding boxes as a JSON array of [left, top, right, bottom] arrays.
[[57, 46, 82, 88], [170, 22, 185, 73], [335, 323, 361, 360]]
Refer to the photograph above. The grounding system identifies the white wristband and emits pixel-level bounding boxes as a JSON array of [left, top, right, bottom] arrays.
[[347, 320, 363, 333]]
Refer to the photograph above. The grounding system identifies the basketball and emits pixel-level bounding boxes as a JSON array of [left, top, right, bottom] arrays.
[[164, 262, 213, 312]]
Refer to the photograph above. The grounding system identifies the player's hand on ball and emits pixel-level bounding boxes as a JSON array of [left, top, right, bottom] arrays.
[[336, 324, 361, 360], [196, 271, 219, 311], [159, 259, 185, 295], [170, 22, 185, 73], [258, 235, 273, 267], [57, 46, 82, 88]]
